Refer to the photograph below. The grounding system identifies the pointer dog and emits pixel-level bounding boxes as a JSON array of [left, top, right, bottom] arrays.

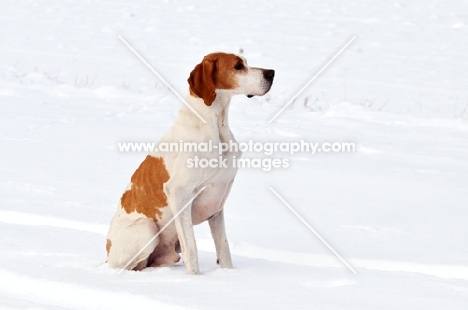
[[106, 52, 274, 274]]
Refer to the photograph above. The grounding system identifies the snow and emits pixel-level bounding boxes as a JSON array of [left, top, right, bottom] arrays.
[[1, 0, 468, 309]]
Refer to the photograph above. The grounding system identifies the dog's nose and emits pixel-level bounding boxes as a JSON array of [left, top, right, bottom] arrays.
[[263, 69, 275, 81]]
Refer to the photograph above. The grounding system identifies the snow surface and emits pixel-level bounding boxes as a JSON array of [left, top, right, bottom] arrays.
[[1, 0, 468, 309]]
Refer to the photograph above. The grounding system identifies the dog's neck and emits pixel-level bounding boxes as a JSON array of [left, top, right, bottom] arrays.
[[212, 90, 232, 128], [182, 90, 234, 142]]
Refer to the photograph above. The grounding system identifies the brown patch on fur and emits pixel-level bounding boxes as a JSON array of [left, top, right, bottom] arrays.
[[188, 52, 241, 106], [106, 239, 112, 255], [120, 156, 170, 221]]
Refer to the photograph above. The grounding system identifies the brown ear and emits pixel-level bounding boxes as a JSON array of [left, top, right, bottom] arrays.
[[188, 57, 217, 106]]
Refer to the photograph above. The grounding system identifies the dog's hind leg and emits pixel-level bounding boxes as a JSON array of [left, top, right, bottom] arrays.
[[148, 224, 180, 267], [106, 216, 159, 271]]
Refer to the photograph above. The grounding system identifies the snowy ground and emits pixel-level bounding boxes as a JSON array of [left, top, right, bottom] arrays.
[[1, 0, 468, 309]]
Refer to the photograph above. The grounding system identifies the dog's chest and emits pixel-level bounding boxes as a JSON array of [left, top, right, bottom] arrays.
[[190, 149, 239, 225], [191, 182, 231, 225]]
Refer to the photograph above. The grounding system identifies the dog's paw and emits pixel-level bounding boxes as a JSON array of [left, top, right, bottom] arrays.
[[187, 268, 201, 275]]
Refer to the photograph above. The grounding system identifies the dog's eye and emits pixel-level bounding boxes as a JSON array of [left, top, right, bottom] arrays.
[[234, 63, 244, 70]]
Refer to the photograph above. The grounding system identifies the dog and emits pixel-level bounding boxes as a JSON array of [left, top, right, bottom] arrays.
[[106, 52, 274, 274]]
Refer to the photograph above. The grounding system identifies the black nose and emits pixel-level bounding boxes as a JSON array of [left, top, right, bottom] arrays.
[[263, 69, 275, 81]]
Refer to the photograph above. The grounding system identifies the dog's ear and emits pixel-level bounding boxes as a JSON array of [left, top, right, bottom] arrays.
[[188, 57, 217, 106]]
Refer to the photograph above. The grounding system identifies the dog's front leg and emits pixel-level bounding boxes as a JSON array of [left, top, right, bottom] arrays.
[[168, 187, 200, 275], [209, 208, 233, 269], [209, 181, 234, 268]]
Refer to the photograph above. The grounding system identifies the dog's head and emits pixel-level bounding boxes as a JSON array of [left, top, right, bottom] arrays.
[[188, 52, 274, 106]]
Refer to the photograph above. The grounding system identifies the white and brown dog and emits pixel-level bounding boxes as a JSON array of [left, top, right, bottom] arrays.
[[106, 52, 274, 274]]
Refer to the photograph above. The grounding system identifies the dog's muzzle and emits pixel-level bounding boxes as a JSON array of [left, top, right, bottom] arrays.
[[247, 69, 275, 98]]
